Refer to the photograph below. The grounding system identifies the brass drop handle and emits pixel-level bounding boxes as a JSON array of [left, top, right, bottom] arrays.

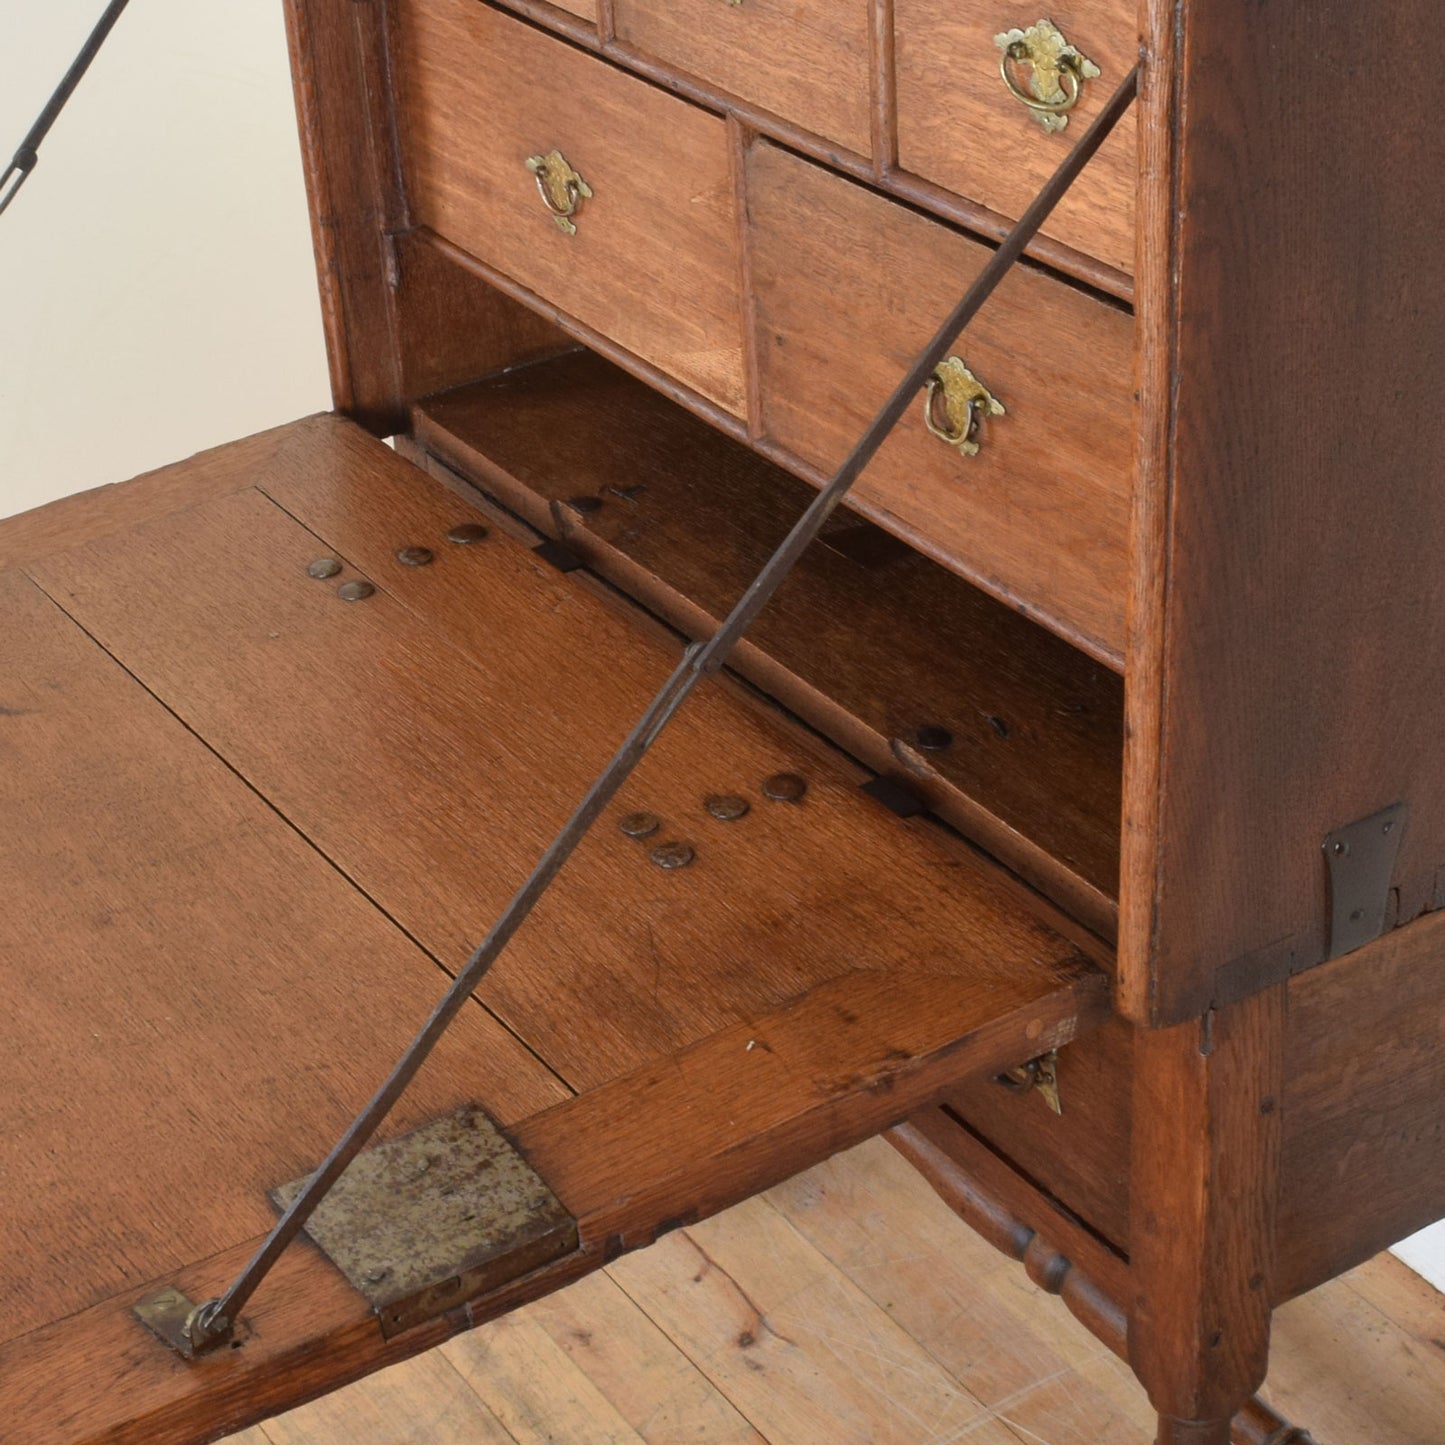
[[923, 357, 1005, 457], [994, 20, 1101, 134], [995, 1050, 1063, 1115], [526, 149, 593, 236]]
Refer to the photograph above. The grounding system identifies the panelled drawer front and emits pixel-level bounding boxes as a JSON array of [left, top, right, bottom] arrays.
[[393, 0, 745, 414], [894, 1, 1136, 276], [945, 1016, 1133, 1253], [612, 0, 874, 157], [748, 141, 1133, 663]]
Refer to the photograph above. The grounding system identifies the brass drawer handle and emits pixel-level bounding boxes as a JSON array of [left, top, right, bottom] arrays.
[[995, 1050, 1063, 1114], [526, 149, 593, 236], [924, 357, 1005, 457], [995, 20, 1101, 134]]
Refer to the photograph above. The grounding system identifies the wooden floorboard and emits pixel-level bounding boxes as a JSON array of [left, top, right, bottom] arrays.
[[232, 1138, 1445, 1445]]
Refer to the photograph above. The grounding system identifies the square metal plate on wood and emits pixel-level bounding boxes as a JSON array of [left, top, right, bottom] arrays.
[[1322, 802, 1407, 960], [271, 1105, 577, 1338]]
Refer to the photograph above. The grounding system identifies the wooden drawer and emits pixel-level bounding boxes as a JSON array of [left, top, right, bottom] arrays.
[[611, 0, 873, 157], [392, 0, 745, 414], [894, 1, 1136, 277], [747, 141, 1133, 664], [944, 1017, 1133, 1255]]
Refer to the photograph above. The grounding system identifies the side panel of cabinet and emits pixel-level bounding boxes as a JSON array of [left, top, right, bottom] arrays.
[[1125, 0, 1445, 1022], [939, 909, 1445, 1302]]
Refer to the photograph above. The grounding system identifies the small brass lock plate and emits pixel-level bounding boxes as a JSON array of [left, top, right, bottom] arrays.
[[133, 1286, 237, 1359], [270, 1105, 578, 1338]]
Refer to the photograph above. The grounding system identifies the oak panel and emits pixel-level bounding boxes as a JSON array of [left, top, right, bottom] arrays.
[[0, 568, 565, 1348], [748, 140, 1134, 663], [612, 0, 873, 156], [894, 0, 1137, 275], [3, 418, 1103, 1442], [1122, 0, 1445, 1022], [392, 0, 745, 413]]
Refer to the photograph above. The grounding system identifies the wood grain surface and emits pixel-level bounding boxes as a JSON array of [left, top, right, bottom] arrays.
[[32, 416, 1094, 1094], [927, 905, 1445, 1307], [1122, 0, 1445, 1023], [747, 139, 1134, 664], [283, 0, 406, 433], [893, 0, 1137, 275], [392, 230, 578, 403], [611, 0, 874, 156], [0, 566, 565, 1345], [1129, 989, 1285, 1431], [0, 423, 285, 573], [412, 351, 1124, 939], [2, 416, 1105, 1440], [392, 0, 745, 413]]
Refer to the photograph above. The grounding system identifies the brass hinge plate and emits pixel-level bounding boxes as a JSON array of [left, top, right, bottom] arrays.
[[270, 1105, 578, 1338], [1323, 802, 1406, 960]]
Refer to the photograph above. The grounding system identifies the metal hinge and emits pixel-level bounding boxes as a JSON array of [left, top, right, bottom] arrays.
[[1322, 802, 1406, 960]]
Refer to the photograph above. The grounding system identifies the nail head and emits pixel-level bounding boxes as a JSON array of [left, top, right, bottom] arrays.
[[619, 811, 662, 840], [762, 772, 808, 803], [337, 581, 375, 602], [396, 546, 435, 567], [705, 794, 750, 822], [650, 841, 695, 870], [446, 522, 490, 545], [307, 557, 342, 580]]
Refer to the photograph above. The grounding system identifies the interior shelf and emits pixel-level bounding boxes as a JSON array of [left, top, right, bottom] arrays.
[[412, 350, 1124, 939]]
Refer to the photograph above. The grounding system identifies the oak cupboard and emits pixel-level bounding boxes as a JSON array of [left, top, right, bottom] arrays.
[[3, 3, 1441, 1443]]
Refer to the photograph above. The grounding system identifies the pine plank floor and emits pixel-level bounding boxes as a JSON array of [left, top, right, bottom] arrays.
[[223, 1138, 1445, 1445]]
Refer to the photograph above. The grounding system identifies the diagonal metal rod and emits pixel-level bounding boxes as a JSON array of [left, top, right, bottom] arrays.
[[177, 65, 1138, 1352], [0, 0, 133, 219]]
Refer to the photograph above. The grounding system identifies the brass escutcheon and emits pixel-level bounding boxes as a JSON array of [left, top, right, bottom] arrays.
[[994, 19, 1101, 134], [924, 357, 1005, 457], [526, 149, 593, 236]]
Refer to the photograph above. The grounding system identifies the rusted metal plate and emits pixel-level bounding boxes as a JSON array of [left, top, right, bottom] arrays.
[[270, 1105, 577, 1338]]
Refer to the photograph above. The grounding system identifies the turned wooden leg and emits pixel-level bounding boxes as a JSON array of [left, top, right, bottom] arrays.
[[1156, 1417, 1233, 1445], [1129, 988, 1287, 1439]]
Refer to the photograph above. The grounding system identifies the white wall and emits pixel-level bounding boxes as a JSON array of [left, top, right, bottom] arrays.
[[0, 0, 329, 520], [5, 2, 1445, 1297]]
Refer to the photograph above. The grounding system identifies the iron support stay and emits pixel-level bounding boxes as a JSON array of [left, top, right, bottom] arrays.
[[0, 1, 134, 219]]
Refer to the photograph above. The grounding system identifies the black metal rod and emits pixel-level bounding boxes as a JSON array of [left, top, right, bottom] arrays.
[[0, 0, 133, 219], [183, 65, 1139, 1350]]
